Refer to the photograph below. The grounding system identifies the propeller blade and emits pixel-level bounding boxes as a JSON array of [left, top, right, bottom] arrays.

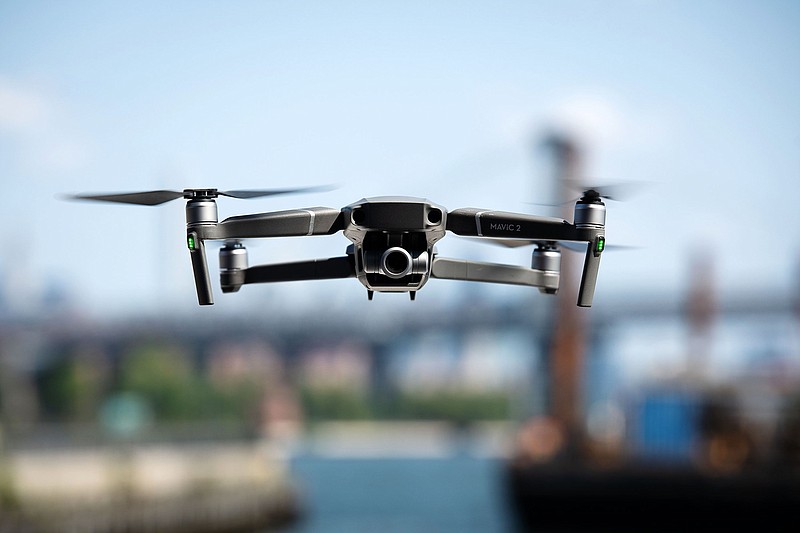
[[482, 239, 539, 249], [525, 180, 651, 208], [525, 199, 575, 208], [219, 184, 335, 199], [559, 241, 640, 253], [462, 236, 639, 251], [565, 178, 652, 202], [208, 238, 260, 250], [68, 190, 184, 206], [67, 184, 336, 206], [456, 236, 550, 248]]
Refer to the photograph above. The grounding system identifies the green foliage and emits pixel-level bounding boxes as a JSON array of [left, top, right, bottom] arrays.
[[38, 354, 105, 422], [389, 389, 511, 424], [299, 385, 511, 423], [118, 344, 198, 421], [300, 386, 373, 422], [0, 460, 19, 509], [211, 380, 264, 423], [117, 344, 264, 423], [33, 341, 513, 428]]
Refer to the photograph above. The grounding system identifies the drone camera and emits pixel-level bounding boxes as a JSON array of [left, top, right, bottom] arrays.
[[378, 247, 431, 280], [381, 247, 413, 278], [363, 246, 430, 281]]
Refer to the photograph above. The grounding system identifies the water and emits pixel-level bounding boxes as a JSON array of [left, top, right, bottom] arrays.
[[280, 454, 515, 533]]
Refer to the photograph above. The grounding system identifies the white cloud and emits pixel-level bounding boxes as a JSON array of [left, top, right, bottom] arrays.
[[472, 85, 675, 161], [550, 93, 625, 147], [0, 79, 50, 133], [547, 90, 676, 154], [0, 77, 91, 173]]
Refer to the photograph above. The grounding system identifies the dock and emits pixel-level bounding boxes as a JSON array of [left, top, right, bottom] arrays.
[[0, 440, 300, 532]]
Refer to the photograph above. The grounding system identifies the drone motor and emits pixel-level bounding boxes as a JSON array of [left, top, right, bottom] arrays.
[[532, 244, 561, 295], [219, 241, 248, 293]]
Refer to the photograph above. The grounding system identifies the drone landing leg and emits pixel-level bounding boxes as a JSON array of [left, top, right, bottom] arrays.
[[188, 232, 213, 305], [577, 242, 602, 307]]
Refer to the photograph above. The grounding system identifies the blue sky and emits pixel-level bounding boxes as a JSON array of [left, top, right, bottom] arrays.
[[1, 1, 799, 317]]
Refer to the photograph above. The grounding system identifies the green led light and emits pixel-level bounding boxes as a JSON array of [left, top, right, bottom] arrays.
[[187, 235, 196, 250], [596, 237, 605, 253]]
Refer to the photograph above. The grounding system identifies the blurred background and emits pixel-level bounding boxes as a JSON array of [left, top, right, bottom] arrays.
[[1, 1, 799, 531]]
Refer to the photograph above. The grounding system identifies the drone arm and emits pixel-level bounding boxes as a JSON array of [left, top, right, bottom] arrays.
[[221, 256, 355, 292], [199, 207, 344, 240], [447, 208, 606, 307], [446, 208, 580, 241], [185, 208, 344, 304], [430, 257, 559, 291]]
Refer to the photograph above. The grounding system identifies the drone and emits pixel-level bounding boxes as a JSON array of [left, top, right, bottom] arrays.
[[70, 187, 608, 307]]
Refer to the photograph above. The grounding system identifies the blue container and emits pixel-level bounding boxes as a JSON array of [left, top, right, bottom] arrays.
[[633, 390, 699, 462]]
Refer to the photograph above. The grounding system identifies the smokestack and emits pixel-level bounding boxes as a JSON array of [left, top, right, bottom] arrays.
[[685, 247, 716, 381], [540, 132, 589, 455]]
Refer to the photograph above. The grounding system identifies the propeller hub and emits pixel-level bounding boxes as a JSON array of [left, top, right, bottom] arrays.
[[579, 189, 604, 204], [183, 188, 219, 200]]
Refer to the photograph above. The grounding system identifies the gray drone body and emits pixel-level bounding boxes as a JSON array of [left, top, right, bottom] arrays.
[[71, 189, 607, 307]]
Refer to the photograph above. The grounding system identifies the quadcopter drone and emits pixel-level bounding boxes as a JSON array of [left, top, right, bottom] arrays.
[[70, 187, 607, 307]]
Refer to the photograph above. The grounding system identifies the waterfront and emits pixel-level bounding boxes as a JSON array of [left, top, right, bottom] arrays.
[[281, 454, 513, 533]]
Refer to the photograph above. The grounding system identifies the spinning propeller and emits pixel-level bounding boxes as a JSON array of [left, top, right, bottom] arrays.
[[528, 179, 649, 208], [68, 185, 334, 206]]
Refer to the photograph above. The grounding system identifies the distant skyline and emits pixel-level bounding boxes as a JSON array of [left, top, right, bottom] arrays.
[[1, 1, 799, 317]]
